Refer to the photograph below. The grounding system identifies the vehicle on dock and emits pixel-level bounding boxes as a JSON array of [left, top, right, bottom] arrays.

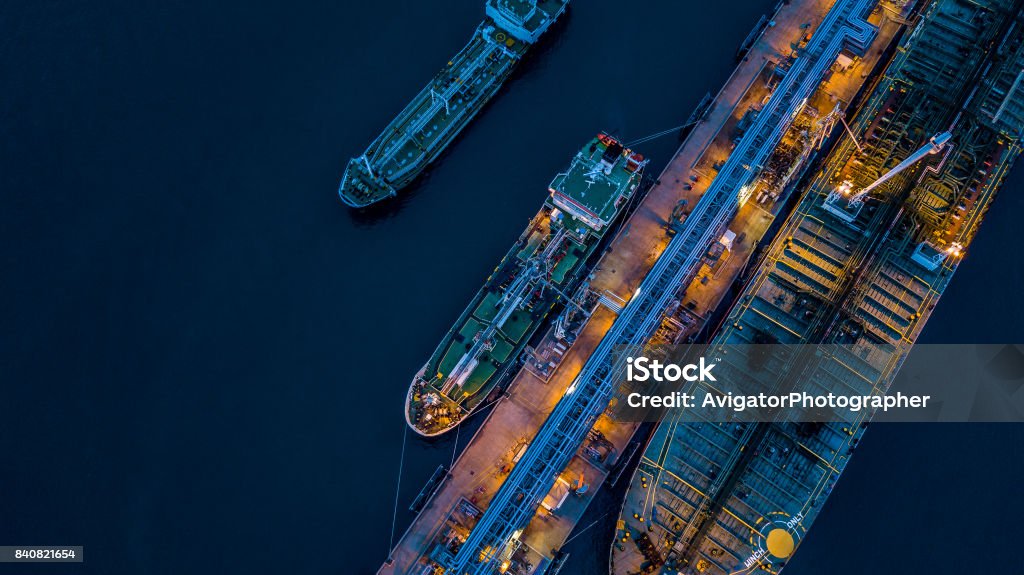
[[338, 0, 569, 208], [405, 133, 647, 436]]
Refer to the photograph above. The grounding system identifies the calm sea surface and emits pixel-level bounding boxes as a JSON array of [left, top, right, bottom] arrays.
[[2, 1, 1021, 573]]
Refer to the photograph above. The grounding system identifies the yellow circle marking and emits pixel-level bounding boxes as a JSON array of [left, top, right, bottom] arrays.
[[766, 529, 795, 558]]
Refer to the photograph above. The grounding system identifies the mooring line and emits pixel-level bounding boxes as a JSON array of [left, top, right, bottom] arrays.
[[625, 120, 698, 147], [387, 424, 409, 560]]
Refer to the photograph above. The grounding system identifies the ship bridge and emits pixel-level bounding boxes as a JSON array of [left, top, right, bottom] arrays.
[[548, 135, 646, 231], [486, 0, 569, 43], [429, 0, 878, 572]]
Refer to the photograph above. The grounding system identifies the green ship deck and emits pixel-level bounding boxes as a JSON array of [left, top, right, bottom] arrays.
[[405, 133, 646, 436]]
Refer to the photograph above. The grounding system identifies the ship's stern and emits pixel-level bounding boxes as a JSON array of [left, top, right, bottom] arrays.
[[485, 0, 569, 44]]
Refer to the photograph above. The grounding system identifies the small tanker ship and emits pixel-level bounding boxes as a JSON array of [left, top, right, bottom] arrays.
[[406, 134, 647, 436], [339, 0, 569, 207]]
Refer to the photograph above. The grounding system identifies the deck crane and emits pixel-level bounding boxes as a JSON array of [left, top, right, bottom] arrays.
[[824, 131, 952, 223], [816, 103, 864, 152]]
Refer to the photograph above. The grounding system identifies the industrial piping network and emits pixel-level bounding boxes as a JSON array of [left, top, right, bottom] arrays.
[[434, 1, 878, 572]]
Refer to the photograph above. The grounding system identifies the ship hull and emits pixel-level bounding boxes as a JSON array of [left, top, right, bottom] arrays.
[[339, 2, 569, 208]]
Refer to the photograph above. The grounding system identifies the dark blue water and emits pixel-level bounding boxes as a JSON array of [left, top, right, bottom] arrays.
[[1, 1, 1020, 574]]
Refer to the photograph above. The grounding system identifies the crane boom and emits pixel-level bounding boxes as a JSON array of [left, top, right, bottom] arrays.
[[849, 131, 952, 201]]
